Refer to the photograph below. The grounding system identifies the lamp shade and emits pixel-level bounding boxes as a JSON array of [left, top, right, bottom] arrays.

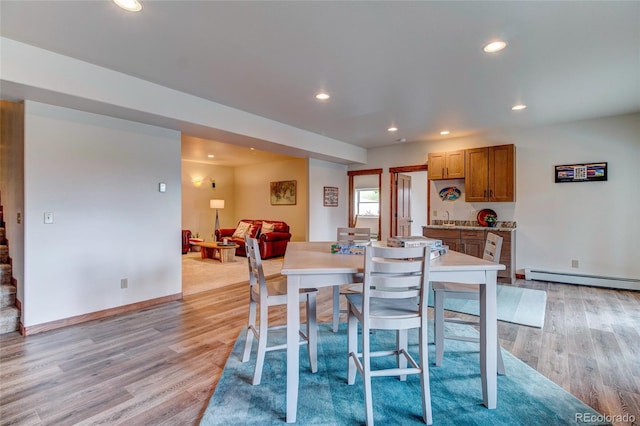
[[210, 199, 225, 209]]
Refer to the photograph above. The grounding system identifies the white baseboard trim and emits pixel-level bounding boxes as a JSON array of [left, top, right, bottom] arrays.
[[524, 269, 639, 291]]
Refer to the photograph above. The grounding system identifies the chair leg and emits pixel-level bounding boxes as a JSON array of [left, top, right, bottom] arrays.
[[362, 323, 374, 426], [397, 329, 408, 381], [306, 293, 318, 373], [242, 297, 256, 363], [347, 309, 358, 385], [434, 290, 445, 367], [252, 301, 269, 385], [332, 285, 340, 332], [419, 322, 433, 425]]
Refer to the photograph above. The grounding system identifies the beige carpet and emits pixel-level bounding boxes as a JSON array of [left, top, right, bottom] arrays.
[[182, 251, 284, 296]]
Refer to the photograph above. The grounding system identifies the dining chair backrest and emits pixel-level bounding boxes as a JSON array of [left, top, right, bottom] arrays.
[[483, 232, 503, 263], [362, 245, 430, 321], [337, 227, 371, 243], [354, 215, 379, 239], [245, 235, 267, 300]]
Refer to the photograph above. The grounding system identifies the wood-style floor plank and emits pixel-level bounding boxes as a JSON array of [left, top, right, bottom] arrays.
[[1, 276, 638, 425]]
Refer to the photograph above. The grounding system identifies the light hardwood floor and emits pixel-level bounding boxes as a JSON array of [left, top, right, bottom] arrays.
[[1, 275, 638, 425]]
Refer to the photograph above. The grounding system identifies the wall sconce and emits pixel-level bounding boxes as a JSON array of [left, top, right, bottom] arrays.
[[193, 178, 203, 187]]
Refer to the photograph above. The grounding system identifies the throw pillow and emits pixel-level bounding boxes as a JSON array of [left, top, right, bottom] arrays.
[[231, 221, 252, 239], [261, 221, 276, 234]]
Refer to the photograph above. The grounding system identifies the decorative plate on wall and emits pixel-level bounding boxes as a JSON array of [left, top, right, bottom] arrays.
[[477, 209, 497, 227], [439, 186, 461, 201]]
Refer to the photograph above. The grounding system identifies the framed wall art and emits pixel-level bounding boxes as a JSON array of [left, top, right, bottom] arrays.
[[323, 186, 339, 207], [270, 180, 297, 205], [555, 162, 607, 183]]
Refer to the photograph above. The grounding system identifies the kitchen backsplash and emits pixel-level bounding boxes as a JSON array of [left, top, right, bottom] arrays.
[[430, 220, 517, 229]]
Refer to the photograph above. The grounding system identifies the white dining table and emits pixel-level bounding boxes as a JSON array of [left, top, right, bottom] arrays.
[[281, 241, 505, 423]]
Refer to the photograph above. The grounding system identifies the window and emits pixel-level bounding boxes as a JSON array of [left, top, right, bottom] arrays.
[[356, 188, 379, 216]]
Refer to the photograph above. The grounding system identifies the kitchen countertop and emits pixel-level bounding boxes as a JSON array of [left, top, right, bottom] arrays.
[[424, 222, 516, 232]]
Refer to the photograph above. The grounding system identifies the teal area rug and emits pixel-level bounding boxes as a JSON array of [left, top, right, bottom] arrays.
[[201, 324, 604, 425], [427, 285, 547, 328]]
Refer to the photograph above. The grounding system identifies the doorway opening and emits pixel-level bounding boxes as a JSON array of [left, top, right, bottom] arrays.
[[389, 165, 429, 237]]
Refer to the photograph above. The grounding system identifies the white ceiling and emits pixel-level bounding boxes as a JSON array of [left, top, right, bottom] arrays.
[[1, 1, 639, 165]]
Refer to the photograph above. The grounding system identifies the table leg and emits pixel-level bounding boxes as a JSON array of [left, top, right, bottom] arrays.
[[286, 275, 301, 423], [221, 248, 235, 263], [480, 270, 498, 409]]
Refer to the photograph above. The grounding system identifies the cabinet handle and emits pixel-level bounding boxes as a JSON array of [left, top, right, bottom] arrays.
[[442, 168, 444, 177], [446, 167, 449, 176], [484, 190, 487, 197]]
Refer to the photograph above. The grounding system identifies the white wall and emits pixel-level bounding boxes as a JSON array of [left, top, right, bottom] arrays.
[[23, 101, 182, 327], [181, 160, 235, 240], [506, 114, 639, 279], [429, 178, 516, 224], [355, 113, 640, 280], [234, 158, 308, 241], [308, 158, 349, 241]]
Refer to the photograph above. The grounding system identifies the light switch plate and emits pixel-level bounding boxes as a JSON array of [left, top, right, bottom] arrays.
[[159, 182, 167, 193], [44, 212, 54, 224]]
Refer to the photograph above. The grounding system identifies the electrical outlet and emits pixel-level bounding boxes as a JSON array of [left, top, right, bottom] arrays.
[[571, 260, 579, 268], [121, 278, 128, 289]]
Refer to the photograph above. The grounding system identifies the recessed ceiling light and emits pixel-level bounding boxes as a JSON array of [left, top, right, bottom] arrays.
[[483, 40, 507, 53], [250, 147, 255, 150], [387, 126, 398, 132], [440, 130, 450, 135], [315, 92, 330, 100], [511, 104, 527, 111], [207, 154, 214, 158], [113, 0, 142, 12]]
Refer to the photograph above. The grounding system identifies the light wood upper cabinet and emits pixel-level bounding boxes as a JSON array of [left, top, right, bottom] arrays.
[[428, 150, 465, 180], [465, 144, 515, 202]]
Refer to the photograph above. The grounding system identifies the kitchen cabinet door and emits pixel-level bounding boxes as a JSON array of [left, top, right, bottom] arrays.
[[460, 230, 485, 257], [489, 144, 515, 202], [465, 144, 515, 202], [428, 150, 465, 180]]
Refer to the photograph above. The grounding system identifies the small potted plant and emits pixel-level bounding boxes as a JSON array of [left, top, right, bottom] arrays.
[[485, 214, 498, 227], [190, 232, 204, 251]]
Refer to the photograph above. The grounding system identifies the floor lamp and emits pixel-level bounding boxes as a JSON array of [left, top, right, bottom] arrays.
[[210, 199, 225, 241]]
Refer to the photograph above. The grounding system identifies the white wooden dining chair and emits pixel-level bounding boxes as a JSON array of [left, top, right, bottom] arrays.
[[241, 235, 318, 385], [332, 227, 371, 332], [433, 232, 506, 375], [346, 245, 433, 426]]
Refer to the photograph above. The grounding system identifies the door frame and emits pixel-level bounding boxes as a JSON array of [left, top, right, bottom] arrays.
[[348, 168, 383, 238], [389, 164, 429, 237]]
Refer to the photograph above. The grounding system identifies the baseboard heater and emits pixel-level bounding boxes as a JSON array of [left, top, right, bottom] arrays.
[[524, 269, 640, 291]]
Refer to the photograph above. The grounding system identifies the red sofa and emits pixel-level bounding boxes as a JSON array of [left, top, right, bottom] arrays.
[[215, 219, 291, 259], [182, 229, 192, 254]]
